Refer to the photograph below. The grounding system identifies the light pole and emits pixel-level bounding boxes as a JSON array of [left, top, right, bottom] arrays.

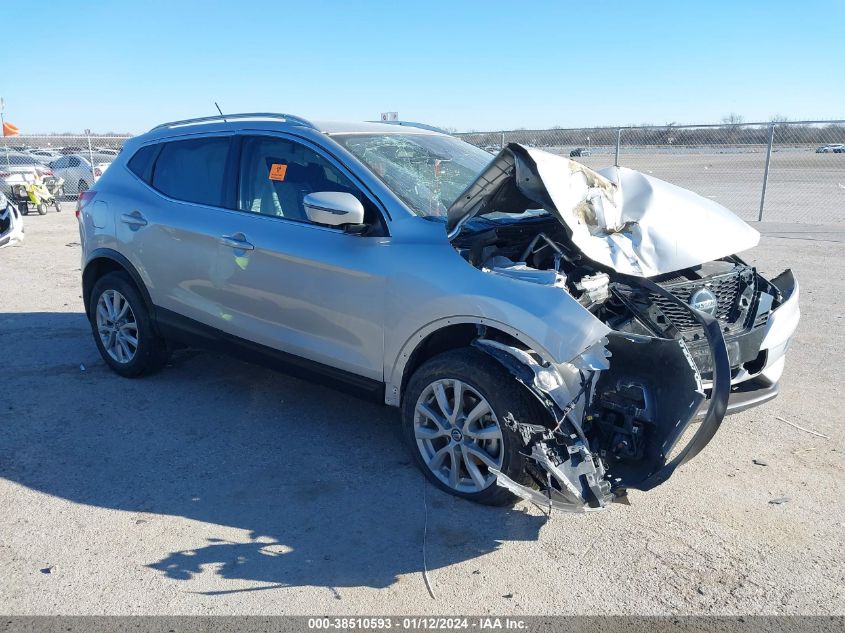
[[86, 128, 96, 183]]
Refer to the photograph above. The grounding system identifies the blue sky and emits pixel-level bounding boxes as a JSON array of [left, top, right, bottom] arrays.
[[4, 1, 843, 133]]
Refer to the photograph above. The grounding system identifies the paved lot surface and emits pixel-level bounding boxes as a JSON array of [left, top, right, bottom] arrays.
[[1, 211, 843, 615]]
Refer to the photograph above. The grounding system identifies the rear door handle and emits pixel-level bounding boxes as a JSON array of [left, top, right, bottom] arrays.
[[120, 211, 148, 227], [219, 233, 254, 250]]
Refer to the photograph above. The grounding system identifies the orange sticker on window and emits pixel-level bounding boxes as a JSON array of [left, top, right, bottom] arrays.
[[269, 163, 288, 181]]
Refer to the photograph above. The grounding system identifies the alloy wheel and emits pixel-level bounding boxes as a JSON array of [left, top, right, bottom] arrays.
[[95, 289, 139, 364], [413, 379, 504, 493]]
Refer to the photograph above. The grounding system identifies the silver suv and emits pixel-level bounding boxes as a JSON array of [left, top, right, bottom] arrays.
[[78, 114, 799, 511]]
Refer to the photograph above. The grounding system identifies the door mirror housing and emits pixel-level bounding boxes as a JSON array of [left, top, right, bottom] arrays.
[[303, 192, 365, 227]]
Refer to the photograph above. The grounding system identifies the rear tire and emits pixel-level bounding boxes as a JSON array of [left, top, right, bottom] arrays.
[[402, 348, 543, 506], [78, 180, 89, 195], [37, 203, 48, 215], [89, 271, 169, 378]]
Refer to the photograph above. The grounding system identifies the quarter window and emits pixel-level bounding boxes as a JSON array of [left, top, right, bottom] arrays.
[[127, 144, 159, 183], [152, 137, 231, 207]]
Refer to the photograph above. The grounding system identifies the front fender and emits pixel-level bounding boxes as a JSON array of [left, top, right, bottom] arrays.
[[385, 313, 590, 406], [384, 291, 610, 406]]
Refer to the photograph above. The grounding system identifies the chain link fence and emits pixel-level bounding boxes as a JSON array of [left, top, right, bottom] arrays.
[[1, 134, 129, 202], [3, 123, 843, 223], [456, 120, 845, 224]]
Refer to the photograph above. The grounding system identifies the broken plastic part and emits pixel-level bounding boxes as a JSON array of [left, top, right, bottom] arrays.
[[490, 468, 603, 513], [472, 273, 731, 510], [484, 256, 564, 286], [575, 272, 610, 308]]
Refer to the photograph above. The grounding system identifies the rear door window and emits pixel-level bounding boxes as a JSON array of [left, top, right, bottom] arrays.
[[151, 137, 231, 207]]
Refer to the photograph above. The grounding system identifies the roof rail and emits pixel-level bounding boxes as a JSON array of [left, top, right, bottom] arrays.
[[150, 113, 316, 132]]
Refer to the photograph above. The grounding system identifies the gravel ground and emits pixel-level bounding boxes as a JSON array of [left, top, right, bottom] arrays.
[[1, 211, 843, 616]]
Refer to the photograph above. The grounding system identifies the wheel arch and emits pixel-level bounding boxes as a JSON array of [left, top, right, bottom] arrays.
[[82, 249, 154, 320], [386, 317, 556, 407]]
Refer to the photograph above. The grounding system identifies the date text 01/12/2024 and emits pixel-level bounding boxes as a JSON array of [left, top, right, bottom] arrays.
[[307, 617, 528, 630]]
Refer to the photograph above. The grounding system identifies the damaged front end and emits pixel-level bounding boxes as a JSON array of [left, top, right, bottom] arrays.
[[474, 277, 729, 511], [447, 143, 795, 510]]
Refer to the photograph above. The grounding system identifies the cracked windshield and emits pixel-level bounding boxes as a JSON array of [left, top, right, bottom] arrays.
[[335, 133, 493, 218]]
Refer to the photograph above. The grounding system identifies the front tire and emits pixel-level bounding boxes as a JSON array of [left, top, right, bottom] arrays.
[[89, 272, 169, 377], [402, 348, 542, 506]]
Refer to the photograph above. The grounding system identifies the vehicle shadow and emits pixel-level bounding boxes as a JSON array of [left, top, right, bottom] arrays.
[[0, 312, 546, 594]]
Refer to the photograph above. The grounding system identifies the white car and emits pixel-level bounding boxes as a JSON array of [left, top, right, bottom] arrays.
[[816, 143, 844, 153], [49, 153, 112, 195], [1, 152, 52, 195], [0, 190, 24, 248], [28, 149, 63, 162]]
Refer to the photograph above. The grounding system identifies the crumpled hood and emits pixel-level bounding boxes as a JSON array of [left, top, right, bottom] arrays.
[[446, 143, 760, 277]]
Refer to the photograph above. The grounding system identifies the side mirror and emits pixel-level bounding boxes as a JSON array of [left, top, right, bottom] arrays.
[[303, 191, 365, 227]]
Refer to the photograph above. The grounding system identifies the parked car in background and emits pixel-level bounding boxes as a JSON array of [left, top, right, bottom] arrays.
[[94, 147, 120, 156], [49, 153, 112, 195], [77, 113, 799, 512], [816, 143, 844, 153], [28, 149, 63, 162], [0, 190, 24, 248], [1, 152, 54, 196], [570, 147, 591, 157]]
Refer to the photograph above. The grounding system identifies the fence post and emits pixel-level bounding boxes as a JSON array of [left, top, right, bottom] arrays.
[[501, 131, 505, 149], [758, 123, 775, 222], [614, 128, 622, 167], [85, 128, 96, 184]]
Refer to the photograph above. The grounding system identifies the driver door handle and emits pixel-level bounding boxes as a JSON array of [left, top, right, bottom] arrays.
[[219, 234, 254, 250]]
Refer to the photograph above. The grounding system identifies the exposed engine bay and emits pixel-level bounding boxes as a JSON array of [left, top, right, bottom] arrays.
[[453, 215, 782, 381], [445, 145, 796, 511]]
